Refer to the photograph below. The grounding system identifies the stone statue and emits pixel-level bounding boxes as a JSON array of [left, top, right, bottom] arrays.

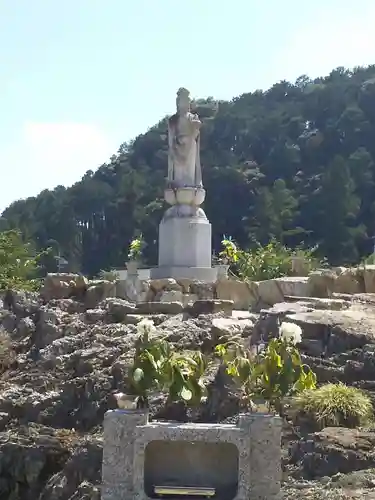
[[167, 87, 202, 188]]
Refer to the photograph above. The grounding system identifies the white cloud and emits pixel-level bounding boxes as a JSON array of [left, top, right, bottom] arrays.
[[274, 6, 375, 82], [1, 122, 116, 211]]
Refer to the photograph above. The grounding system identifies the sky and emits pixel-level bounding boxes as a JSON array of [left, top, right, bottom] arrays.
[[1, 0, 375, 213]]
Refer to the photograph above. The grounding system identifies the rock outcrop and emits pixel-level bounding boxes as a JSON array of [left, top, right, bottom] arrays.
[[2, 277, 375, 498]]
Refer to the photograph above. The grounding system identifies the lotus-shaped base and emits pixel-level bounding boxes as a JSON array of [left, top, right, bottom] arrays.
[[164, 186, 206, 207]]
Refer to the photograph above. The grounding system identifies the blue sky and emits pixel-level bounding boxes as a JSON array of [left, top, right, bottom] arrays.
[[1, 0, 375, 212]]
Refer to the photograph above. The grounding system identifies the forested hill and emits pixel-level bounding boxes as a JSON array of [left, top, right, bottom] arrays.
[[3, 65, 375, 275]]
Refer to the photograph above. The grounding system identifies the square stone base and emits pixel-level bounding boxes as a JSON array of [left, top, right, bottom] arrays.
[[158, 215, 212, 268], [150, 265, 217, 282]]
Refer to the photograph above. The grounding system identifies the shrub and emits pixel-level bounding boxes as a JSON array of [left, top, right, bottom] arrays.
[[217, 236, 321, 281], [0, 230, 43, 291], [128, 319, 209, 408], [236, 240, 322, 281], [292, 383, 373, 429]]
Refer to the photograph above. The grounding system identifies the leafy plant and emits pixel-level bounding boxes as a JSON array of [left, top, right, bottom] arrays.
[[215, 336, 255, 406], [128, 319, 209, 408], [235, 240, 321, 281], [361, 252, 375, 266], [292, 383, 373, 429], [218, 235, 239, 265], [255, 336, 316, 414], [215, 322, 316, 414], [0, 230, 44, 291], [127, 233, 145, 262]]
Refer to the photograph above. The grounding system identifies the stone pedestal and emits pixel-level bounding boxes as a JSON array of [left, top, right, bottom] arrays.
[[101, 410, 282, 500], [151, 187, 217, 282]]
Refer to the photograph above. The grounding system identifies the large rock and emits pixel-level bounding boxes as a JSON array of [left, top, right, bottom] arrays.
[[190, 281, 215, 299], [150, 278, 182, 293], [157, 290, 184, 303], [216, 279, 258, 310], [362, 265, 375, 293], [41, 274, 88, 301], [188, 299, 234, 317], [286, 308, 375, 352], [308, 268, 365, 297], [102, 298, 136, 322], [307, 269, 338, 297], [84, 281, 116, 309], [290, 427, 375, 478], [334, 267, 364, 295], [257, 277, 309, 306], [211, 316, 253, 341], [135, 301, 184, 315]]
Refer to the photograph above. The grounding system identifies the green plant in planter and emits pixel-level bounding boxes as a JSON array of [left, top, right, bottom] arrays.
[[215, 336, 255, 407], [166, 350, 209, 405], [254, 326, 316, 415], [218, 235, 239, 265], [128, 319, 209, 409], [215, 322, 317, 415], [127, 233, 145, 262]]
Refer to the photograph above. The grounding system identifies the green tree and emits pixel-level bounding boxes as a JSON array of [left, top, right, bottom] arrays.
[[3, 65, 375, 271], [0, 230, 42, 291], [317, 156, 362, 264]]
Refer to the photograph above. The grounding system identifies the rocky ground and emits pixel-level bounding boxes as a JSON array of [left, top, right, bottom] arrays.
[[2, 279, 375, 499]]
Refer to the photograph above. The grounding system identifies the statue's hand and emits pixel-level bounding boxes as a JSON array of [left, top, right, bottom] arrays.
[[190, 113, 201, 129]]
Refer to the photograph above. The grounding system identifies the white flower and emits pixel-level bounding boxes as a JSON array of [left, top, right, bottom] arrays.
[[137, 318, 156, 336], [133, 367, 144, 383], [280, 322, 302, 345]]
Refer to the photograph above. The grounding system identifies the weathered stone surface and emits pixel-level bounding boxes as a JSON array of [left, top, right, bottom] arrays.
[[41, 273, 88, 301], [257, 277, 309, 306], [157, 290, 184, 303], [190, 281, 216, 299], [334, 267, 364, 295], [216, 279, 258, 310], [308, 268, 365, 298], [307, 269, 338, 297], [362, 265, 375, 293], [84, 281, 116, 309], [4, 280, 375, 498], [290, 427, 375, 479], [284, 296, 351, 310], [150, 278, 181, 292], [84, 308, 107, 324], [102, 410, 282, 500], [287, 308, 375, 347], [188, 299, 234, 317], [135, 301, 184, 315], [182, 293, 199, 306], [102, 297, 136, 322], [176, 278, 193, 293], [211, 316, 253, 340]]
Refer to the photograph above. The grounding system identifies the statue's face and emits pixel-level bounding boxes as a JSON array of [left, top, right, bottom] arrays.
[[176, 94, 190, 113]]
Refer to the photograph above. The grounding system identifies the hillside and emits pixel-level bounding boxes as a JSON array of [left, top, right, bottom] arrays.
[[3, 65, 375, 275]]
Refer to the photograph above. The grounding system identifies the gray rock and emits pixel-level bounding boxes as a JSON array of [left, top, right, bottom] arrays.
[[136, 301, 184, 315], [188, 299, 234, 317]]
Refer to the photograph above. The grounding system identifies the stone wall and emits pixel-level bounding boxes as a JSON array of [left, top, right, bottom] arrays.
[[42, 265, 375, 313]]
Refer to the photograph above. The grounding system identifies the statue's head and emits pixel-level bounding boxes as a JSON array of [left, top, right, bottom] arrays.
[[176, 87, 191, 114]]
